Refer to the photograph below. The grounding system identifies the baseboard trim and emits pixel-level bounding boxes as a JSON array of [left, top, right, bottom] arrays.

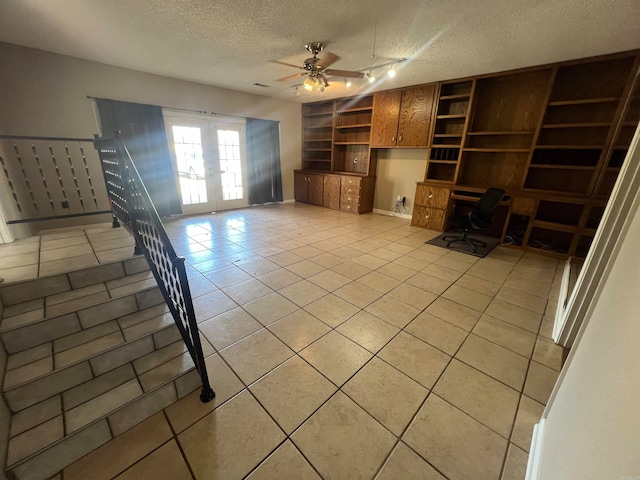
[[281, 199, 295, 204], [372, 208, 412, 220], [525, 418, 545, 480]]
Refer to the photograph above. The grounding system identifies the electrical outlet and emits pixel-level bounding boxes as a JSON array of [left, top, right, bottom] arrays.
[[396, 195, 401, 201]]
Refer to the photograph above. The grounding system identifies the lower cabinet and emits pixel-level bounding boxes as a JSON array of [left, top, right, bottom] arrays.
[[323, 175, 341, 210], [412, 206, 447, 230], [294, 171, 375, 214], [294, 172, 324, 206], [411, 184, 450, 230]]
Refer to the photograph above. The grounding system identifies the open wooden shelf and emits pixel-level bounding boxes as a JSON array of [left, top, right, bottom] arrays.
[[334, 124, 371, 129], [305, 148, 332, 151], [528, 164, 596, 171], [547, 97, 620, 107], [531, 220, 578, 233], [439, 93, 471, 100], [335, 107, 372, 113], [437, 114, 467, 119], [464, 148, 530, 153], [467, 131, 534, 136], [541, 122, 612, 129], [535, 145, 605, 149], [333, 142, 370, 145]]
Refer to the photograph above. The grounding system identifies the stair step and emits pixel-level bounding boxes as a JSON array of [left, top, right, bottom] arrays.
[[6, 347, 213, 480], [0, 244, 222, 479], [0, 256, 149, 306], [2, 299, 179, 395], [1, 286, 165, 357], [4, 325, 214, 472]]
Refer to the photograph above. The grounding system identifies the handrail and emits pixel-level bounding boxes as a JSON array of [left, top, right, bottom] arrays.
[[93, 132, 215, 403]]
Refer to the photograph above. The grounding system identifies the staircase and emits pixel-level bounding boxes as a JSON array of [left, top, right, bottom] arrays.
[[0, 257, 211, 480]]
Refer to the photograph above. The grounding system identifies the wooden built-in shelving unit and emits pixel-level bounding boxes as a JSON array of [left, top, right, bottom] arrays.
[[297, 50, 640, 250]]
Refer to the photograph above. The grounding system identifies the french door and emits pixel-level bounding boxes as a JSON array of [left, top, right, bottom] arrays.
[[165, 114, 248, 214]]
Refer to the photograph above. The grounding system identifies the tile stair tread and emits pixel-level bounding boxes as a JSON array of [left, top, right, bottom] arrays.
[[6, 359, 201, 472], [0, 284, 162, 333], [0, 256, 150, 305], [3, 318, 179, 393]]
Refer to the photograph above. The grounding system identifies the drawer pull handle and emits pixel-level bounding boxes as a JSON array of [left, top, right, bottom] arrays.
[[399, 134, 403, 142], [428, 194, 433, 199], [425, 214, 430, 219], [391, 135, 395, 142]]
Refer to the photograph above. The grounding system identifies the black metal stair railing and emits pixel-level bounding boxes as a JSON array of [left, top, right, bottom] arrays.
[[94, 132, 215, 403]]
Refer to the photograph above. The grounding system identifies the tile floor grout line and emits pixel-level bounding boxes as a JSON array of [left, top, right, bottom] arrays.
[[6, 207, 561, 477]]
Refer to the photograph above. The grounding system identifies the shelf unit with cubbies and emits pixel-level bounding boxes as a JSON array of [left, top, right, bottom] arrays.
[[415, 51, 640, 259], [524, 56, 637, 195], [426, 80, 475, 182], [457, 70, 552, 191], [333, 95, 374, 175], [593, 74, 640, 198], [302, 101, 334, 171]]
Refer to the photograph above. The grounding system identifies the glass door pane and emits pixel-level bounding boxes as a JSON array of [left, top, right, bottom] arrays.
[[217, 129, 243, 201], [172, 125, 208, 206]]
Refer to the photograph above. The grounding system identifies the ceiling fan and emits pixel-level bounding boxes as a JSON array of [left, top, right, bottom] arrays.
[[271, 42, 365, 91]]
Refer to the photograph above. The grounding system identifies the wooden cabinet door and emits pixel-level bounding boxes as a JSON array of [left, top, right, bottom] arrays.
[[397, 85, 437, 147], [323, 176, 341, 210], [371, 90, 402, 147], [294, 172, 308, 203], [308, 174, 324, 206]]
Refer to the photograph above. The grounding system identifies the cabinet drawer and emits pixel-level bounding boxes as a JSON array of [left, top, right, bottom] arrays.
[[415, 185, 450, 208], [411, 206, 447, 230], [341, 177, 362, 195], [341, 194, 361, 206]]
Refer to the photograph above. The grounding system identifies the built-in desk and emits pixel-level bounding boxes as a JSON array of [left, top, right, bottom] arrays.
[[412, 181, 603, 258]]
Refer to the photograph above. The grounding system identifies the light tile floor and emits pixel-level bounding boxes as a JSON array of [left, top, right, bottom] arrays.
[[0, 224, 135, 283], [33, 203, 563, 480]]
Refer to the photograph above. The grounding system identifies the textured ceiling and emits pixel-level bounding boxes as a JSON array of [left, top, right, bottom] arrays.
[[1, 0, 639, 102]]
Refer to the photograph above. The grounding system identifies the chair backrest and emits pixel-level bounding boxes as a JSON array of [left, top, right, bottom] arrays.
[[476, 188, 506, 216], [469, 188, 506, 229]]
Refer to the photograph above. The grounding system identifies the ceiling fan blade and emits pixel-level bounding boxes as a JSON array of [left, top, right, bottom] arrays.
[[276, 72, 306, 82], [269, 60, 304, 70], [324, 69, 365, 79], [320, 74, 330, 87], [320, 52, 339, 68]]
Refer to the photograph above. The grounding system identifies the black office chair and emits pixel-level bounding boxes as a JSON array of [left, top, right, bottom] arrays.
[[442, 188, 505, 253]]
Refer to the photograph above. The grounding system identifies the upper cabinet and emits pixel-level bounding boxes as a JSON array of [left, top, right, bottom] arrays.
[[370, 90, 402, 147], [371, 85, 437, 148]]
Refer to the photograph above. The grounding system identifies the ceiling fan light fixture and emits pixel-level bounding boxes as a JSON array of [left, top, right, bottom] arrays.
[[387, 66, 396, 78], [345, 79, 352, 88], [303, 76, 314, 91], [367, 71, 375, 83]]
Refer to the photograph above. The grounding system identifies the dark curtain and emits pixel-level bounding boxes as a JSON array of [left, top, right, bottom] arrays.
[[96, 99, 182, 217], [246, 118, 283, 205]]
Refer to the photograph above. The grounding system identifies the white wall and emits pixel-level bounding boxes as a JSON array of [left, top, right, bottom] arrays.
[[534, 184, 640, 476], [0, 42, 301, 204], [373, 149, 427, 215]]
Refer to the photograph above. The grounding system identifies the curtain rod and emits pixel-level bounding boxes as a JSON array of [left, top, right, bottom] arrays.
[[86, 95, 249, 120]]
